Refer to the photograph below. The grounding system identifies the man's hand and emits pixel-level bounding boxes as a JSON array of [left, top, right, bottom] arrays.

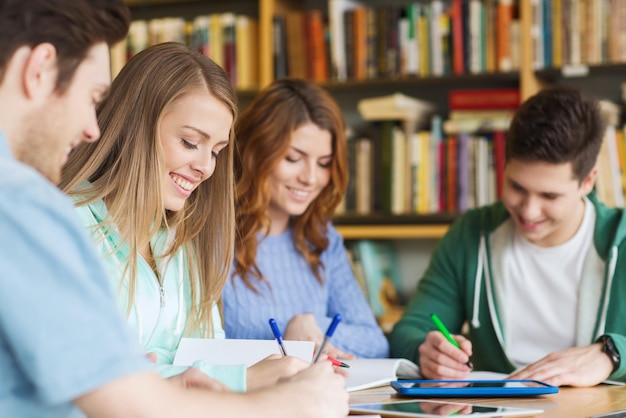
[[508, 343, 613, 387], [418, 330, 473, 379], [167, 368, 231, 392]]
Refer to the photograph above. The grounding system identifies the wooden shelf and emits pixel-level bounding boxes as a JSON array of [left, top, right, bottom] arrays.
[[320, 71, 520, 92], [336, 224, 450, 240], [333, 213, 457, 239], [535, 63, 626, 82], [124, 0, 204, 6]]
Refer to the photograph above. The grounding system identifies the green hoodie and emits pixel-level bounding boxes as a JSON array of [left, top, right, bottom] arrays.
[[390, 193, 626, 381]]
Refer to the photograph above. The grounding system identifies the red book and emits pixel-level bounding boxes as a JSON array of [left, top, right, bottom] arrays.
[[305, 10, 328, 82], [449, 88, 520, 110], [446, 137, 457, 213], [451, 0, 465, 75]]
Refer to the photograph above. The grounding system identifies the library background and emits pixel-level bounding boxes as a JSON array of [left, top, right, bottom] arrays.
[[121, 0, 626, 332]]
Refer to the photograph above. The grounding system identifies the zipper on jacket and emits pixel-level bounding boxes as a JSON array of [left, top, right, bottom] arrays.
[[159, 283, 165, 308], [145, 266, 165, 347]]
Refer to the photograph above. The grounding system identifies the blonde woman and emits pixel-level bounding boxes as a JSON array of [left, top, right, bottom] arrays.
[[60, 43, 306, 392]]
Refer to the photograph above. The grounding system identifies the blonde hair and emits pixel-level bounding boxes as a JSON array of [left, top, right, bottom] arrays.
[[234, 78, 347, 290], [60, 42, 237, 337]]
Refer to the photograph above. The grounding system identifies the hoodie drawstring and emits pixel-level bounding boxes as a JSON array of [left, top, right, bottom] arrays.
[[471, 236, 485, 328], [596, 245, 617, 338]]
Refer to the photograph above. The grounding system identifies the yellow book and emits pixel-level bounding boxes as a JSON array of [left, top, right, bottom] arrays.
[[618, 128, 626, 202], [109, 39, 127, 79], [419, 131, 431, 214], [209, 13, 224, 68], [236, 15, 259, 90], [418, 13, 429, 77], [552, 0, 562, 67]]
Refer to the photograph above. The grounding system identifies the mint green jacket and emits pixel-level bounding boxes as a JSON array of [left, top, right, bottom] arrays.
[[74, 198, 247, 391], [390, 193, 626, 382]]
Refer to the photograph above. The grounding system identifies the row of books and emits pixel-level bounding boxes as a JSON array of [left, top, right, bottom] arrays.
[[340, 119, 626, 217], [339, 110, 626, 218], [596, 124, 626, 208], [275, 0, 520, 83], [531, 0, 626, 70], [340, 120, 506, 216], [110, 13, 259, 90], [338, 89, 520, 216]]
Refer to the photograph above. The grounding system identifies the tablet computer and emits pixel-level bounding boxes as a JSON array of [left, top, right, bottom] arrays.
[[391, 379, 558, 397], [350, 399, 544, 417]]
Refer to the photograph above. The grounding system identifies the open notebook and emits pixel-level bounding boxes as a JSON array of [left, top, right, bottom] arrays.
[[344, 358, 421, 392], [344, 359, 509, 392]]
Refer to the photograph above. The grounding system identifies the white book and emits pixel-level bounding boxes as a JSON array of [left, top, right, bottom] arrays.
[[430, 1, 444, 76], [328, 0, 362, 81], [469, 0, 483, 74], [173, 338, 315, 367]]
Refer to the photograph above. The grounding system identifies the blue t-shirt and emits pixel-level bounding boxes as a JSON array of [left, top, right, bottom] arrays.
[[0, 132, 151, 417]]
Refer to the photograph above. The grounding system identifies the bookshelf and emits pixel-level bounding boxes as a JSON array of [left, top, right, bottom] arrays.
[[119, 0, 626, 246], [119, 0, 626, 334]]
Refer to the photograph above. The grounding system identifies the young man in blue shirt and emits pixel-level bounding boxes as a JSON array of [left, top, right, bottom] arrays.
[[0, 1, 348, 416]]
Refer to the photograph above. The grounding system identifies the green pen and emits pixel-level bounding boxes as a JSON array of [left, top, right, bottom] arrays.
[[430, 313, 473, 369]]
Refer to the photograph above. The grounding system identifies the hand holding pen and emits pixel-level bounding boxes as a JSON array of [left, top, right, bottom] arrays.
[[269, 317, 349, 368], [429, 313, 473, 371], [312, 313, 342, 363], [269, 318, 288, 356]]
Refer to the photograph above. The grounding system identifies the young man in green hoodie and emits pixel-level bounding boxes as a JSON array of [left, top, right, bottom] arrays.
[[390, 86, 625, 387]]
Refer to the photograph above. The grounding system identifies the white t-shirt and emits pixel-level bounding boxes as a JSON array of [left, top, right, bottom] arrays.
[[503, 197, 595, 367]]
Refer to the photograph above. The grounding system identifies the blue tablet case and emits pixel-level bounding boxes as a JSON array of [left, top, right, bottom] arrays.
[[391, 379, 558, 397]]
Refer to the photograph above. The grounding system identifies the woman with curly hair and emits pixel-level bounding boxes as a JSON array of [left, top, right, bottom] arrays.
[[223, 78, 388, 359]]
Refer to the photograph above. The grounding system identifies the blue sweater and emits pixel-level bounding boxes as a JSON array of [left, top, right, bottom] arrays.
[[222, 224, 389, 358]]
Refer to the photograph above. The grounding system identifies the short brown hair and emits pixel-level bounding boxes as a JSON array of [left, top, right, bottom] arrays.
[[0, 0, 130, 92], [506, 86, 606, 182]]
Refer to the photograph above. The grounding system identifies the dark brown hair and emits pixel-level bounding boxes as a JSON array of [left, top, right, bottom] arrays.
[[0, 0, 130, 92], [506, 86, 606, 182], [234, 78, 348, 290]]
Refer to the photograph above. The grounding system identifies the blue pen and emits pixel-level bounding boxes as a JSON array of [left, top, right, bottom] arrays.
[[312, 313, 342, 363], [268, 318, 288, 356]]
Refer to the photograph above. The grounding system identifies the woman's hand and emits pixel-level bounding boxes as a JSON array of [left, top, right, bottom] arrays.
[[247, 354, 310, 391], [167, 368, 231, 391], [283, 313, 355, 360]]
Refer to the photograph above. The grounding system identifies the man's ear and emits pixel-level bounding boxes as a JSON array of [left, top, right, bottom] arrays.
[[22, 43, 57, 100], [580, 166, 598, 195]]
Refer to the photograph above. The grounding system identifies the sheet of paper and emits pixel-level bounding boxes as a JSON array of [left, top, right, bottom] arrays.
[[173, 338, 315, 366]]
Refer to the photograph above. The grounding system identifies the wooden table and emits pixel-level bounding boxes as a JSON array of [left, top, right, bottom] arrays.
[[349, 384, 626, 417]]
